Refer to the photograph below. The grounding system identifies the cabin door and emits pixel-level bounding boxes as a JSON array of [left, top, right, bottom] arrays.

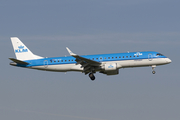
[[148, 54, 153, 61], [44, 60, 48, 68]]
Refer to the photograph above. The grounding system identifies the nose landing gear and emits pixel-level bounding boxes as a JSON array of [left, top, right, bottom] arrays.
[[152, 70, 156, 74], [152, 65, 156, 74], [89, 73, 95, 81]]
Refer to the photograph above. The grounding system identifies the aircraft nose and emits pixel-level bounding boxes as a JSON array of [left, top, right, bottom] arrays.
[[165, 58, 172, 63]]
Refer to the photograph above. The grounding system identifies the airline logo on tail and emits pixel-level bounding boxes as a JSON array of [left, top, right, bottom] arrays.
[[15, 45, 28, 53]]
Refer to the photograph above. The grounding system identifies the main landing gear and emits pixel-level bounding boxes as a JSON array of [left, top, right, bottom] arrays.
[[152, 65, 156, 74], [89, 73, 95, 81]]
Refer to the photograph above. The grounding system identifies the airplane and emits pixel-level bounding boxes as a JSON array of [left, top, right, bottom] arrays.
[[9, 37, 172, 81]]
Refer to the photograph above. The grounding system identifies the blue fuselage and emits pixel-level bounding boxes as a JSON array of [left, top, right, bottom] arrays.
[[17, 51, 170, 69]]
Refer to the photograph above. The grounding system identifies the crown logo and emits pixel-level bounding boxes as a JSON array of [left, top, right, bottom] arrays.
[[134, 52, 142, 56], [18, 45, 24, 49]]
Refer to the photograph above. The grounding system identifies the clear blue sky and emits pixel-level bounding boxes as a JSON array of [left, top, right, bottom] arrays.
[[0, 0, 180, 120]]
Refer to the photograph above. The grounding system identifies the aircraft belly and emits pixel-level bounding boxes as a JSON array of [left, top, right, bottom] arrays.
[[47, 64, 74, 71], [122, 58, 167, 67], [103, 58, 167, 68], [70, 64, 83, 71], [31, 64, 78, 72]]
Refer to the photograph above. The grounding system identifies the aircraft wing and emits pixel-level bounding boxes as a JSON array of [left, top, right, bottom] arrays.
[[66, 47, 101, 74]]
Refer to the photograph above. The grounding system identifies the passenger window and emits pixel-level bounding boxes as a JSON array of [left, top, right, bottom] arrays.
[[126, 56, 128, 58], [115, 57, 117, 58], [108, 57, 110, 59], [61, 60, 63, 62], [104, 57, 106, 59], [50, 60, 52, 63], [65, 60, 67, 62], [137, 55, 139, 57], [119, 56, 121, 58], [112, 57, 114, 59], [123, 56, 124, 58]]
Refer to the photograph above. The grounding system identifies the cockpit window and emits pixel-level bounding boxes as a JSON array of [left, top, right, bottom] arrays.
[[156, 53, 164, 56]]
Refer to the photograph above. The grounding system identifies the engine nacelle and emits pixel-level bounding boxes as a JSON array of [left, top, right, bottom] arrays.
[[104, 63, 117, 71], [103, 70, 119, 75], [100, 63, 119, 75]]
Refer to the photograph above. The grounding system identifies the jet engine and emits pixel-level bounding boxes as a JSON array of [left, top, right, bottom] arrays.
[[100, 63, 119, 75]]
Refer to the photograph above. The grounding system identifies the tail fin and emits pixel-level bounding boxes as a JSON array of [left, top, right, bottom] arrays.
[[11, 37, 43, 60]]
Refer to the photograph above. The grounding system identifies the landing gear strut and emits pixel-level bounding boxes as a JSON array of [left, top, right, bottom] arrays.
[[152, 65, 156, 74], [89, 73, 95, 81]]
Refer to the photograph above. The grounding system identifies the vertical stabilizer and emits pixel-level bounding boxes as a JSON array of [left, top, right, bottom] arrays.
[[11, 37, 43, 60]]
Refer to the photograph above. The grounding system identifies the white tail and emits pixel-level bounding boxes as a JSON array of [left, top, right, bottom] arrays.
[[11, 37, 43, 60]]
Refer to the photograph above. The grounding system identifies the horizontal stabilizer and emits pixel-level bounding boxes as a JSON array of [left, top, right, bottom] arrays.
[[9, 58, 29, 65]]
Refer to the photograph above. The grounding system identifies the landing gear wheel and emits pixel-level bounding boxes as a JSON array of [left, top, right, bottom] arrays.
[[152, 65, 156, 74], [89, 73, 95, 81]]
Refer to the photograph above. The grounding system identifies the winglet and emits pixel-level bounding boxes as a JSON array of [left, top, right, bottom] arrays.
[[66, 47, 77, 56]]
